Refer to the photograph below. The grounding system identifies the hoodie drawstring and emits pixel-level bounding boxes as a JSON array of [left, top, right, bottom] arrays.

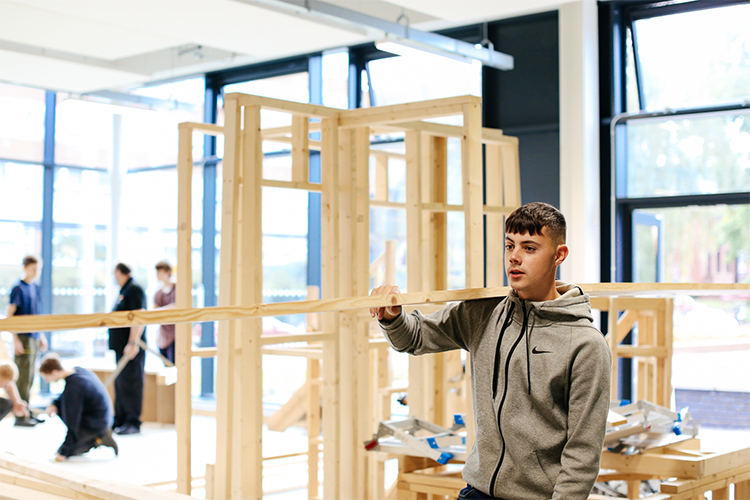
[[525, 308, 537, 395]]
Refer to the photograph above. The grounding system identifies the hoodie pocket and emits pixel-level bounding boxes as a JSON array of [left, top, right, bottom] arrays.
[[533, 450, 558, 488]]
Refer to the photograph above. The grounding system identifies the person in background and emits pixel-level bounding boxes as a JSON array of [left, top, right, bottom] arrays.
[[109, 263, 146, 435], [39, 353, 118, 461], [0, 360, 30, 422], [5, 254, 47, 426], [153, 260, 176, 364]]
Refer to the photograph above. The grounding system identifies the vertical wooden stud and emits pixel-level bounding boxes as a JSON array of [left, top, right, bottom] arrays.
[[608, 298, 619, 401], [292, 115, 310, 183], [500, 141, 521, 208], [239, 105, 264, 500], [462, 100, 484, 452], [214, 95, 242, 500], [308, 358, 321, 500], [484, 144, 504, 287], [462, 101, 484, 289], [735, 480, 750, 499], [175, 123, 193, 495], [661, 298, 674, 409], [375, 155, 389, 201], [355, 127, 371, 500], [405, 130, 426, 421], [320, 117, 340, 500]]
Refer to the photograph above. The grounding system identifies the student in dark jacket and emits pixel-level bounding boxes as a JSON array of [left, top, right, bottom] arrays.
[[370, 203, 611, 500], [109, 263, 146, 435], [39, 354, 118, 461]]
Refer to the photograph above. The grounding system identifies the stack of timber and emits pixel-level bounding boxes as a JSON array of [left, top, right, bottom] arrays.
[[599, 440, 750, 500], [0, 452, 193, 500]]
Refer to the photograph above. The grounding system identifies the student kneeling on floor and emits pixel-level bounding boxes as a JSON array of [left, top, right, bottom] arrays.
[[39, 354, 118, 461], [0, 360, 31, 422]]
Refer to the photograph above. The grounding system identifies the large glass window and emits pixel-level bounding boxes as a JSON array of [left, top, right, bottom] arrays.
[[624, 110, 750, 198], [55, 97, 114, 169], [51, 167, 110, 316], [121, 78, 205, 169], [0, 83, 45, 163], [615, 2, 750, 428], [0, 161, 43, 310], [633, 3, 750, 110]]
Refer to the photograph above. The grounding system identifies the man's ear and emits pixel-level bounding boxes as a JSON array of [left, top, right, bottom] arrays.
[[554, 244, 569, 266]]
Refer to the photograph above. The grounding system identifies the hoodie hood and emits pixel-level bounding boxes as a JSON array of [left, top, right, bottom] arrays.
[[508, 280, 594, 325]]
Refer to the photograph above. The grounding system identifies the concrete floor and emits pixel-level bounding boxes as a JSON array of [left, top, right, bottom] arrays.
[[2, 411, 749, 499], [0, 414, 314, 499]]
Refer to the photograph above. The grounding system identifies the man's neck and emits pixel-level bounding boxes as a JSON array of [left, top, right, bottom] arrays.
[[517, 282, 560, 302], [21, 275, 33, 284], [61, 368, 75, 379]]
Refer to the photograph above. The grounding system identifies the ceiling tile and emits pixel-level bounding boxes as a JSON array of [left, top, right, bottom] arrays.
[[0, 49, 148, 93], [0, 0, 185, 60]]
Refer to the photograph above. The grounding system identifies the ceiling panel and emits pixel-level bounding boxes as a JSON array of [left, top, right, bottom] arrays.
[[0, 1, 185, 60], [387, 0, 569, 24], [8, 0, 366, 58], [0, 50, 148, 93]]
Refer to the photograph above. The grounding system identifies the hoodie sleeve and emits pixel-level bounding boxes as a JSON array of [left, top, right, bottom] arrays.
[[552, 328, 611, 500], [379, 298, 501, 355]]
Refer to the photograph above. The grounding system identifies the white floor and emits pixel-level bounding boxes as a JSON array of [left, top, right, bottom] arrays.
[[0, 414, 313, 499], [2, 412, 749, 499]]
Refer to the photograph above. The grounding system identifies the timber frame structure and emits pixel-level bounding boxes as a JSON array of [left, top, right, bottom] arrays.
[[179, 92, 521, 500], [2, 93, 750, 500]]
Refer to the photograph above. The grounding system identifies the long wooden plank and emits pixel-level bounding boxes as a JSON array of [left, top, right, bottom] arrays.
[[0, 481, 73, 500], [0, 469, 100, 500], [0, 452, 192, 500], [386, 121, 514, 146], [354, 127, 372, 500], [240, 105, 265, 500], [338, 96, 479, 128], [179, 122, 224, 136], [213, 94, 242, 500], [175, 123, 194, 495], [3, 283, 750, 333], [661, 464, 750, 493], [320, 116, 341, 500], [233, 93, 339, 118]]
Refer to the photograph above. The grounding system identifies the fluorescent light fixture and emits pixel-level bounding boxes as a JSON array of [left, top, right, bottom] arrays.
[[375, 34, 512, 71], [375, 35, 476, 65]]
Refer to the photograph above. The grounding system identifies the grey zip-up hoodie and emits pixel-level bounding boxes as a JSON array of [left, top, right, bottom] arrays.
[[380, 281, 611, 500]]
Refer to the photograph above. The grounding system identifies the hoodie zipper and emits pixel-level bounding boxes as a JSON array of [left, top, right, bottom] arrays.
[[489, 300, 529, 497], [491, 303, 515, 399]]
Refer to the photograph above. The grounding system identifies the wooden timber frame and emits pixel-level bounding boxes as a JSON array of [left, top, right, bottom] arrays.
[[177, 93, 521, 500], [2, 286, 750, 499], [590, 296, 674, 408]]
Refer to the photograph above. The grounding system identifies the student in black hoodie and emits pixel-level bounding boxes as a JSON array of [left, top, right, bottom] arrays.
[[370, 202, 611, 500], [39, 354, 118, 461]]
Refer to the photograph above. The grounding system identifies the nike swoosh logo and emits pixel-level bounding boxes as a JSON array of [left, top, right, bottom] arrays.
[[532, 346, 552, 354]]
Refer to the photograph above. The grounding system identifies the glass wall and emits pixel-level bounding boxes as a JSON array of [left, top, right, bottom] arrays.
[[0, 83, 45, 163], [616, 2, 750, 425], [0, 161, 43, 310]]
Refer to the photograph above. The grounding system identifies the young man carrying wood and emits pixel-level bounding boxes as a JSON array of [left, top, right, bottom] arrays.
[[39, 353, 118, 461], [370, 202, 611, 500]]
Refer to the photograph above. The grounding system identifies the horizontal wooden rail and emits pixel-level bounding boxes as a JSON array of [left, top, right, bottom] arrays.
[[231, 93, 339, 118], [178, 122, 224, 136], [338, 95, 480, 128], [261, 180, 322, 192], [1, 283, 749, 333]]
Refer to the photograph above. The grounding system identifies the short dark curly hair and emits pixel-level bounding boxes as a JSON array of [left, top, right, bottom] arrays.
[[505, 202, 566, 244]]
